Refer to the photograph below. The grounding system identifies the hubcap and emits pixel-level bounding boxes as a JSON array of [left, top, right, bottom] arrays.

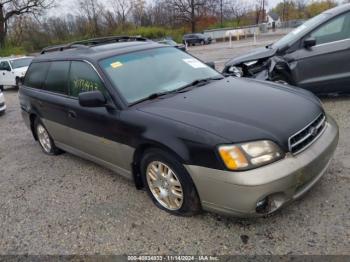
[[146, 161, 184, 211], [37, 124, 52, 153]]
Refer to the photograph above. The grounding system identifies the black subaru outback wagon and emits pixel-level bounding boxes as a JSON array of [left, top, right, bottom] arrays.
[[19, 36, 339, 217]]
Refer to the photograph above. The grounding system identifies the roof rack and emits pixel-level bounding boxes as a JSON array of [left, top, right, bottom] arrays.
[[41, 36, 149, 54]]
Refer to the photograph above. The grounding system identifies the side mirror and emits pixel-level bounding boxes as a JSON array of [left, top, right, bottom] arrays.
[[206, 62, 216, 70], [304, 37, 316, 49], [79, 91, 106, 108]]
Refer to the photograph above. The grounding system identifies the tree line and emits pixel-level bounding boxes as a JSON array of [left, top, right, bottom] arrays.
[[0, 0, 345, 54]]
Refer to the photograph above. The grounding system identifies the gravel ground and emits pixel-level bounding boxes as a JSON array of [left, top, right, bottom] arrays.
[[0, 38, 349, 255]]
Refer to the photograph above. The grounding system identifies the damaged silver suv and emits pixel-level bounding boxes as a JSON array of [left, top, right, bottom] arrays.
[[224, 4, 350, 94]]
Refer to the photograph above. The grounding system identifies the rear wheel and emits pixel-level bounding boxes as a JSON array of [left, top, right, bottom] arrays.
[[34, 118, 63, 155], [141, 149, 201, 216]]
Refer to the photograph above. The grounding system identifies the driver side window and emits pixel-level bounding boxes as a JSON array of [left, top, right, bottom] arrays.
[[311, 12, 350, 45], [69, 61, 107, 98], [0, 61, 11, 71]]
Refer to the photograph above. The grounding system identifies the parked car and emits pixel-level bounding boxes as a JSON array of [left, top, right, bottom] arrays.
[[158, 39, 186, 51], [223, 4, 350, 94], [0, 91, 6, 115], [0, 56, 33, 91], [19, 36, 338, 217], [183, 33, 212, 46]]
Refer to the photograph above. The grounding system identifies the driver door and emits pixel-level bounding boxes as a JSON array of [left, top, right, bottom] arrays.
[[65, 61, 133, 177], [0, 61, 14, 86], [289, 11, 350, 93]]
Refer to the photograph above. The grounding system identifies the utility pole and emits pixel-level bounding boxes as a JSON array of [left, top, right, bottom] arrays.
[[262, 0, 265, 22], [220, 0, 223, 28]]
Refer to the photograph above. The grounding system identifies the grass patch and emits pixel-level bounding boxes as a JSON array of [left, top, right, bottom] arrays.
[[0, 46, 26, 56]]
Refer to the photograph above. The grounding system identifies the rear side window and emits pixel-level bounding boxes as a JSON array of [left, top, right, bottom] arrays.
[[44, 61, 70, 94], [69, 61, 105, 97], [24, 62, 50, 89]]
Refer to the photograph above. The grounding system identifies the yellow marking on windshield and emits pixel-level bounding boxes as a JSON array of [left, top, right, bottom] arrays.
[[111, 61, 123, 69]]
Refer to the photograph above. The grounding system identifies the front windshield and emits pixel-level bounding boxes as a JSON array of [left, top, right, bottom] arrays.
[[100, 47, 221, 104], [272, 13, 330, 49], [10, 58, 32, 69]]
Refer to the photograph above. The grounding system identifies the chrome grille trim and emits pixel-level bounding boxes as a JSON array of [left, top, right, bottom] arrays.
[[288, 113, 327, 155]]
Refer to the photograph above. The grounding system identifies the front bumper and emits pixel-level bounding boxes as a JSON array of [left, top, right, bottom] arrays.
[[185, 115, 339, 217], [0, 102, 6, 114]]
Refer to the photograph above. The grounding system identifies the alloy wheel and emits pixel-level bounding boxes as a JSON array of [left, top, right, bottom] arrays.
[[146, 161, 184, 211], [37, 124, 52, 153]]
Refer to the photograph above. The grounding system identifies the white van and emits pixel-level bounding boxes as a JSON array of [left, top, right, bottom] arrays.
[[0, 56, 33, 91]]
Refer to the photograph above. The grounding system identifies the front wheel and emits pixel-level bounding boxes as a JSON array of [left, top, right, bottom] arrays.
[[141, 149, 201, 216], [35, 118, 63, 155], [15, 77, 20, 89], [271, 74, 291, 85]]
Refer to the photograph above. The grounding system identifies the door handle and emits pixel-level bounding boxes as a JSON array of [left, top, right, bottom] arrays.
[[68, 110, 77, 119]]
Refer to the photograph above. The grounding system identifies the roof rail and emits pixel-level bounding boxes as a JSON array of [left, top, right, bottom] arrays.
[[40, 44, 88, 54], [71, 35, 149, 46], [40, 36, 149, 54]]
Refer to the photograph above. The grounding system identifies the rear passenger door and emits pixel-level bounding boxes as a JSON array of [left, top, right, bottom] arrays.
[[65, 61, 132, 177], [23, 61, 70, 145], [40, 61, 71, 145]]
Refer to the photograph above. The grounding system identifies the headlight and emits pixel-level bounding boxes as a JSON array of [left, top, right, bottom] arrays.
[[228, 66, 243, 77], [218, 141, 284, 171]]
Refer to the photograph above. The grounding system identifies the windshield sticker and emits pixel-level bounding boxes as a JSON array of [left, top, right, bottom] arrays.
[[291, 25, 307, 35], [183, 58, 206, 69], [111, 61, 123, 69]]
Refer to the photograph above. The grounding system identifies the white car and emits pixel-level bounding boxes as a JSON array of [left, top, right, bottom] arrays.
[[0, 91, 6, 115], [0, 56, 33, 91]]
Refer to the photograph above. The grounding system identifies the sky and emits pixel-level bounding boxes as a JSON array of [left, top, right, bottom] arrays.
[[48, 0, 344, 17], [48, 0, 284, 17]]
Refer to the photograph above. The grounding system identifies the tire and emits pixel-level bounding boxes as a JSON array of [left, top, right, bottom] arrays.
[[34, 118, 63, 155], [141, 149, 201, 216], [271, 74, 291, 85], [0, 86, 3, 92], [15, 78, 20, 90]]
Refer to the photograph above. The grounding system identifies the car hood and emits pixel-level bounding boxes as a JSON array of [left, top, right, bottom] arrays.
[[225, 47, 277, 66], [138, 78, 323, 151], [13, 66, 28, 75]]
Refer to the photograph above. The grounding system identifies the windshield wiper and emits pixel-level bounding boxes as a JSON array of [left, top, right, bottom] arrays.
[[174, 76, 224, 93], [131, 77, 224, 105]]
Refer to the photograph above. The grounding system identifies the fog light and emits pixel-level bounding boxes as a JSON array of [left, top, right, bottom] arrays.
[[256, 197, 269, 214]]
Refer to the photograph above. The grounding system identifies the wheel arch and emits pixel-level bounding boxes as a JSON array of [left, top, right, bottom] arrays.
[[269, 57, 296, 85], [131, 141, 187, 190], [30, 113, 38, 140]]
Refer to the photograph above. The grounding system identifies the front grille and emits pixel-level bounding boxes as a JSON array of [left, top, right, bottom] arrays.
[[289, 113, 326, 155]]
